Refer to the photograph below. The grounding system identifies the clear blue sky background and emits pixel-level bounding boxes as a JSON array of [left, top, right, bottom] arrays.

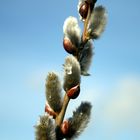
[[0, 0, 140, 140]]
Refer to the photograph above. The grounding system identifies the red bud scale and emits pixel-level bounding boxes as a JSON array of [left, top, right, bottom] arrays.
[[63, 37, 76, 54], [67, 84, 80, 99], [45, 103, 57, 118], [61, 120, 69, 135], [79, 2, 89, 19]]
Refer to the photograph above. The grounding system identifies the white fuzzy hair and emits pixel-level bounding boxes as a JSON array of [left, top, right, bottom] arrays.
[[63, 55, 81, 91], [63, 16, 81, 46], [87, 5, 107, 39]]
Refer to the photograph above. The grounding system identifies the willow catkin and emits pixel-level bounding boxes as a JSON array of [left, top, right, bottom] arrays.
[[46, 72, 62, 112], [63, 56, 81, 91], [87, 5, 107, 39], [79, 40, 94, 76], [66, 102, 92, 139], [63, 16, 81, 47], [35, 114, 56, 140]]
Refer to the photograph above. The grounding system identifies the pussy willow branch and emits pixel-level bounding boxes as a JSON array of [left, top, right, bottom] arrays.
[[55, 3, 93, 130]]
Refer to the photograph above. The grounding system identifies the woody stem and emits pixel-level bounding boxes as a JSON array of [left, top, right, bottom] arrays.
[[55, 93, 70, 126]]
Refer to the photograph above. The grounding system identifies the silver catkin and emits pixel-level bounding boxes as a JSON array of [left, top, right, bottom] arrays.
[[63, 56, 81, 91], [66, 102, 92, 139], [87, 5, 107, 39], [46, 72, 62, 112], [79, 40, 94, 76], [35, 114, 56, 140], [63, 16, 81, 47]]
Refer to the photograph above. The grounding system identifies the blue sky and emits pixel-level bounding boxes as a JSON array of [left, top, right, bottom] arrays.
[[0, 0, 140, 140]]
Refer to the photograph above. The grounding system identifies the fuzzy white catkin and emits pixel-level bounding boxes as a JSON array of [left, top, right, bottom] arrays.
[[66, 102, 92, 139], [87, 5, 107, 39], [79, 40, 93, 76], [35, 114, 56, 140], [46, 72, 62, 112], [63, 16, 81, 46], [63, 55, 81, 91]]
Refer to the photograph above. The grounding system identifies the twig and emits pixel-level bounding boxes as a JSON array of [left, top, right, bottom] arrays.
[[55, 93, 70, 126]]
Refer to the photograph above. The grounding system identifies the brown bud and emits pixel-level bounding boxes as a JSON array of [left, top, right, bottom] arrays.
[[63, 37, 76, 54], [45, 103, 57, 118], [61, 120, 69, 135], [67, 84, 80, 99], [79, 2, 89, 19]]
